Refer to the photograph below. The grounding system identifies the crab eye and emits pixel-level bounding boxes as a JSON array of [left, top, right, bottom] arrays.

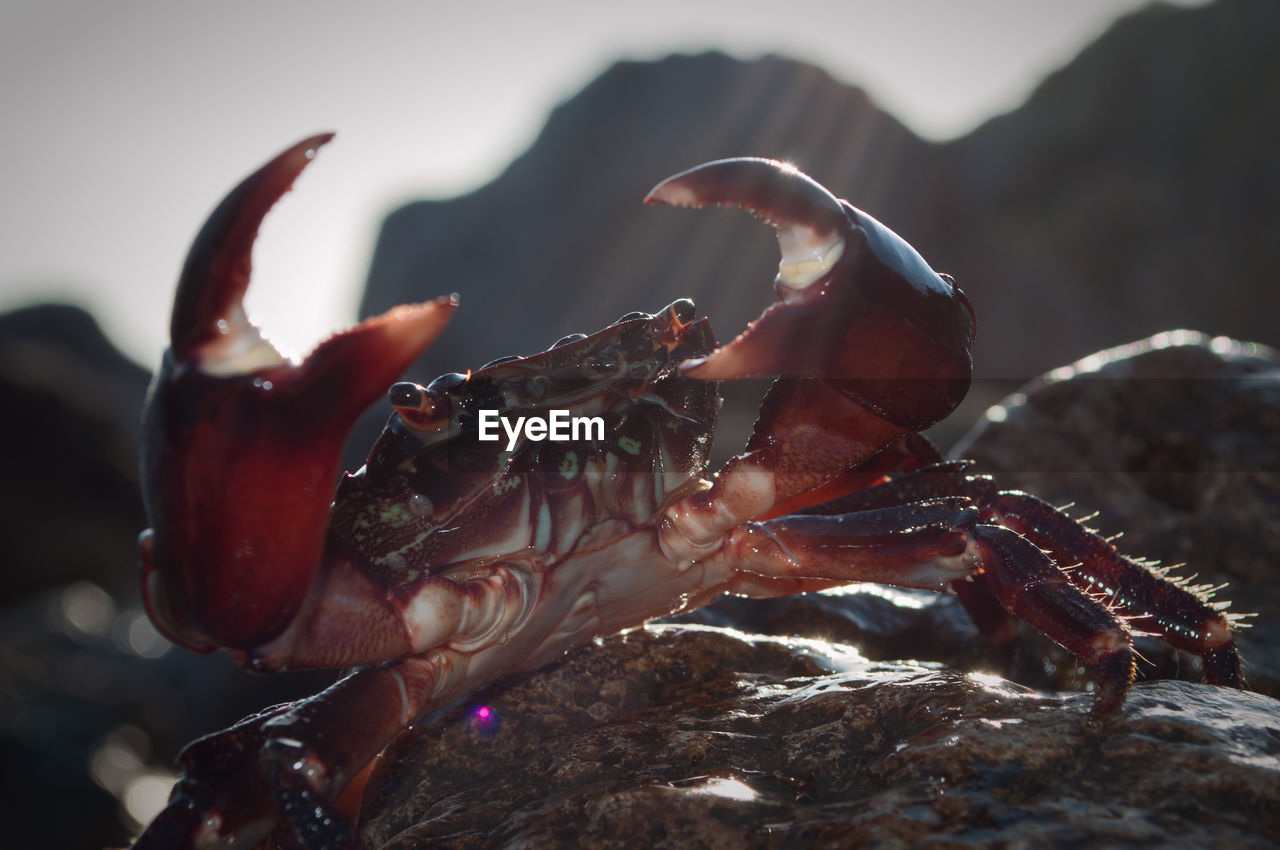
[[666, 299, 695, 323], [427, 372, 469, 393], [389, 382, 423, 408], [389, 381, 449, 425]]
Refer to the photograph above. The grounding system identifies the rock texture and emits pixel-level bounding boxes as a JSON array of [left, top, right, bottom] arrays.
[[360, 627, 1280, 850]]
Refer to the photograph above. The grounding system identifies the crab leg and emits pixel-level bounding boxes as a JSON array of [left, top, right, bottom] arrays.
[[796, 463, 1242, 703], [968, 525, 1137, 718], [837, 464, 1242, 686], [990, 490, 1242, 686], [718, 499, 1137, 718], [136, 654, 446, 850], [724, 499, 981, 593]]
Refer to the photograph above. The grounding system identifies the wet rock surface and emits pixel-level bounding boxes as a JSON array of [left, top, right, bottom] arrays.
[[359, 627, 1280, 850]]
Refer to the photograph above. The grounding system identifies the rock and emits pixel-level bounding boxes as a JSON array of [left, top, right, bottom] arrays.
[[932, 0, 1280, 372], [953, 331, 1280, 696], [0, 582, 336, 848], [359, 626, 1280, 849], [0, 304, 151, 601]]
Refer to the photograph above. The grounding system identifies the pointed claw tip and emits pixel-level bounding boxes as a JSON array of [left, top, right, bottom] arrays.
[[295, 132, 336, 170], [643, 179, 700, 209], [305, 130, 337, 152], [279, 131, 336, 183], [171, 133, 341, 360], [645, 157, 847, 236]]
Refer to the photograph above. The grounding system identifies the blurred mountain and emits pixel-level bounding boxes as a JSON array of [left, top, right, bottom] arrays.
[[925, 0, 1280, 369], [364, 51, 928, 381], [0, 303, 149, 600], [363, 0, 1278, 396], [357, 52, 930, 463]]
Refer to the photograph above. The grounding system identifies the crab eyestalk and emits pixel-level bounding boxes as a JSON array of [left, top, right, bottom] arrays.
[[645, 157, 976, 431], [140, 134, 456, 652]]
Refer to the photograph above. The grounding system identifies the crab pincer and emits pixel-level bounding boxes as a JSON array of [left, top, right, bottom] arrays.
[[645, 157, 975, 431], [644, 158, 979, 535], [140, 134, 456, 653]]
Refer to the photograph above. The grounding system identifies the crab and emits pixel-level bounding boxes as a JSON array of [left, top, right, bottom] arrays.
[[135, 134, 1242, 850]]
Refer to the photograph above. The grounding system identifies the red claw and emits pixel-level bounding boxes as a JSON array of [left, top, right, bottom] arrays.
[[140, 134, 456, 651], [170, 133, 334, 362], [646, 157, 975, 431]]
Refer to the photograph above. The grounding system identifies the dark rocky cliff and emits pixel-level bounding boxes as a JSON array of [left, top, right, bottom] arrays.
[[927, 0, 1280, 369]]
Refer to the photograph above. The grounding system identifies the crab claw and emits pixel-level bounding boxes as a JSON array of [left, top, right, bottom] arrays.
[[140, 134, 456, 652], [646, 158, 975, 431]]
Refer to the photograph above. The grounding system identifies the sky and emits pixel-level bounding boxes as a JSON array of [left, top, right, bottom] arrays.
[[0, 0, 1207, 368]]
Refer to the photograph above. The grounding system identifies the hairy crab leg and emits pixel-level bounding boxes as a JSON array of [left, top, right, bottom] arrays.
[[800, 462, 1243, 697], [969, 525, 1136, 719], [990, 490, 1242, 686], [718, 499, 1136, 719]]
